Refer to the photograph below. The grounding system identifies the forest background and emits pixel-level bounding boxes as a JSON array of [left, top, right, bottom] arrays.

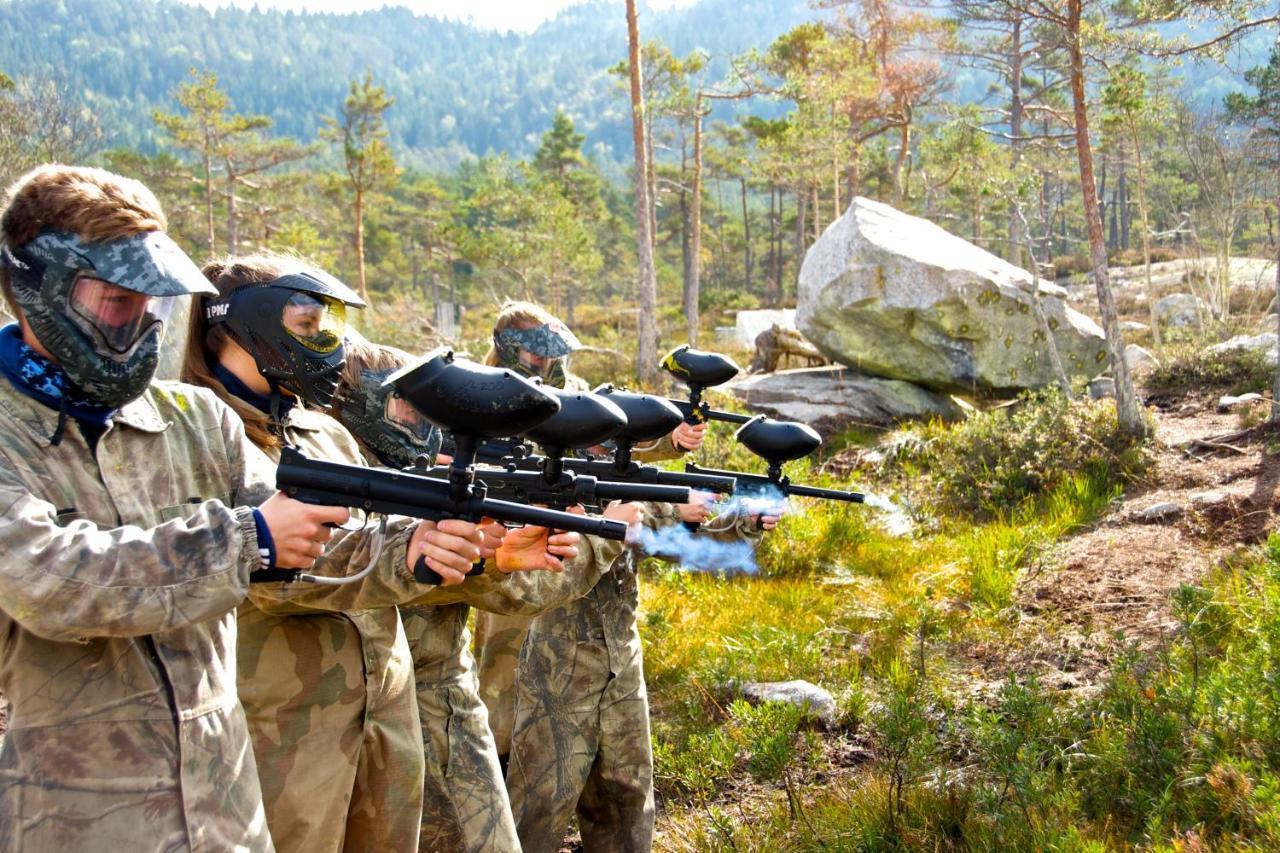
[[1, 0, 1274, 369]]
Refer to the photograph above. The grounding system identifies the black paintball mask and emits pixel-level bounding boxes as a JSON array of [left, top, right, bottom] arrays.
[[203, 269, 365, 410], [334, 365, 442, 469], [493, 320, 582, 389], [0, 229, 214, 408]]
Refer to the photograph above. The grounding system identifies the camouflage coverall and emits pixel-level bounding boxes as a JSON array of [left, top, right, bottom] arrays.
[[0, 381, 276, 852], [472, 378, 682, 761], [404, 531, 624, 853], [238, 406, 426, 853], [506, 506, 765, 853]]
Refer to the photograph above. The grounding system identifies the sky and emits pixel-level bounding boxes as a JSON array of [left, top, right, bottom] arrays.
[[180, 0, 698, 33]]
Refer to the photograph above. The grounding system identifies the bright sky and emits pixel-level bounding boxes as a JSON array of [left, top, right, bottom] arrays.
[[181, 0, 698, 33]]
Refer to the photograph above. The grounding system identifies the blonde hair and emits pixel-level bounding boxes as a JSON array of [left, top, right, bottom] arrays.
[[182, 252, 310, 451], [1, 164, 168, 316], [483, 299, 565, 366]]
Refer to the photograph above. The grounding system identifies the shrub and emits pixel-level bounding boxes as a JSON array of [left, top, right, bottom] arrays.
[[1053, 254, 1093, 280], [884, 388, 1150, 518], [1146, 344, 1274, 399]]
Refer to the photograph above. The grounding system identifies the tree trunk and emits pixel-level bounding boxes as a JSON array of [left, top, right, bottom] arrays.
[[626, 0, 659, 385], [1272, 151, 1280, 423], [811, 183, 822, 241], [203, 136, 215, 256], [354, 187, 369, 305], [793, 187, 807, 297], [741, 175, 752, 294], [1007, 18, 1025, 266], [1119, 161, 1131, 250], [680, 135, 693, 326], [1068, 0, 1146, 437], [687, 103, 704, 346], [225, 164, 238, 255], [892, 119, 910, 207], [768, 185, 779, 301], [1131, 121, 1162, 353]]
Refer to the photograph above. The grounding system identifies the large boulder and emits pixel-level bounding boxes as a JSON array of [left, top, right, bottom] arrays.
[[1210, 332, 1279, 366], [797, 197, 1108, 394], [728, 365, 963, 434]]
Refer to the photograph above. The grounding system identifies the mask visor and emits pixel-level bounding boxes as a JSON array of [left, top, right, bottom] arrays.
[[385, 393, 436, 443], [282, 292, 346, 354], [69, 275, 172, 358]]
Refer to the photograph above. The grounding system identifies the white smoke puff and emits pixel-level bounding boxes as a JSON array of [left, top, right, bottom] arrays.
[[712, 484, 789, 521], [636, 523, 761, 574]]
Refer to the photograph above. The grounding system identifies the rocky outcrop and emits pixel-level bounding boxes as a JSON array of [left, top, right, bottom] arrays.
[[1154, 293, 1205, 329], [734, 308, 796, 348], [797, 197, 1108, 395], [1210, 332, 1278, 366], [728, 365, 963, 434]]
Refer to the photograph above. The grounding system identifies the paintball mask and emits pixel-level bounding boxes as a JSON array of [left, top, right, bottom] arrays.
[[493, 320, 582, 389], [0, 230, 214, 408], [203, 269, 365, 409], [334, 365, 442, 468]]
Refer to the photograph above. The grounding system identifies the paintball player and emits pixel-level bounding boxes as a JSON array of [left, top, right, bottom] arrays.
[[0, 165, 358, 850], [331, 337, 644, 853], [473, 300, 708, 768], [183, 253, 575, 852], [505, 499, 779, 853]]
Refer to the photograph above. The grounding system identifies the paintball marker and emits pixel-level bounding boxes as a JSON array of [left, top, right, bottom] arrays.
[[661, 344, 753, 426], [481, 385, 739, 496], [424, 386, 693, 510], [276, 351, 629, 585], [686, 415, 866, 509]]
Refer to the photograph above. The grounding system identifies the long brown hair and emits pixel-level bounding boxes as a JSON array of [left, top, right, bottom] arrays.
[[182, 252, 306, 451]]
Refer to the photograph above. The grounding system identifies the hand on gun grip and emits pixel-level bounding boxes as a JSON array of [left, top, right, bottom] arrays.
[[259, 491, 350, 569], [495, 524, 577, 573], [408, 519, 484, 585]]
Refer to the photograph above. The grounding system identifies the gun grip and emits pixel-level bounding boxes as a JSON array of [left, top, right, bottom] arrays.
[[413, 556, 487, 585], [682, 520, 701, 533]]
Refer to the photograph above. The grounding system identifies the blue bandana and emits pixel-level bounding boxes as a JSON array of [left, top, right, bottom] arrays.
[[0, 323, 115, 426], [213, 362, 295, 422]]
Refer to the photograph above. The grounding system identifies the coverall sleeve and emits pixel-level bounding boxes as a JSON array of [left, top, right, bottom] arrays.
[[0, 475, 258, 642]]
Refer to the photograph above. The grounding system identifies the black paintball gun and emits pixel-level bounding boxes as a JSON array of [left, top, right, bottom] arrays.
[[661, 344, 754, 426], [496, 385, 738, 496], [276, 351, 629, 585], [425, 386, 693, 510], [685, 415, 866, 508]]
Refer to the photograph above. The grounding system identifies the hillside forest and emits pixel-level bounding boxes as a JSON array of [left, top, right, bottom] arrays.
[[4, 0, 1280, 849]]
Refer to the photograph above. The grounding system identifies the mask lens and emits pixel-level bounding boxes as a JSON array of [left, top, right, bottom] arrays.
[[69, 275, 168, 355], [282, 292, 345, 353], [384, 393, 434, 442], [517, 349, 559, 379]]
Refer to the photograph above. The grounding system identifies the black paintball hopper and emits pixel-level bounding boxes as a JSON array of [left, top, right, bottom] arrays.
[[386, 349, 560, 439], [661, 344, 740, 388], [735, 415, 822, 468], [523, 386, 628, 451], [592, 384, 683, 443]]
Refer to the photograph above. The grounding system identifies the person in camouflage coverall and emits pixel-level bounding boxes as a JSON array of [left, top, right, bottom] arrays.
[[184, 254, 531, 853], [333, 338, 646, 853], [507, 503, 773, 853], [473, 301, 710, 766], [0, 165, 372, 852]]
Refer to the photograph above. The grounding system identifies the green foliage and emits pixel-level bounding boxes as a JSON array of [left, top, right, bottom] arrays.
[[1146, 343, 1275, 398], [885, 389, 1149, 518]]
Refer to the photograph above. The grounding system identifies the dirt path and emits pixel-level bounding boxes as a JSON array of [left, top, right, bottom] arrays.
[[963, 397, 1280, 695]]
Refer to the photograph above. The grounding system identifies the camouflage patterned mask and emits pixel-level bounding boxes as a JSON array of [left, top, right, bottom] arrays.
[[494, 321, 581, 389], [1, 230, 213, 408], [334, 366, 442, 469]]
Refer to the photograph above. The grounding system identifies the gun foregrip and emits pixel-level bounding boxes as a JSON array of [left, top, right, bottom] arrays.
[[414, 556, 486, 585]]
